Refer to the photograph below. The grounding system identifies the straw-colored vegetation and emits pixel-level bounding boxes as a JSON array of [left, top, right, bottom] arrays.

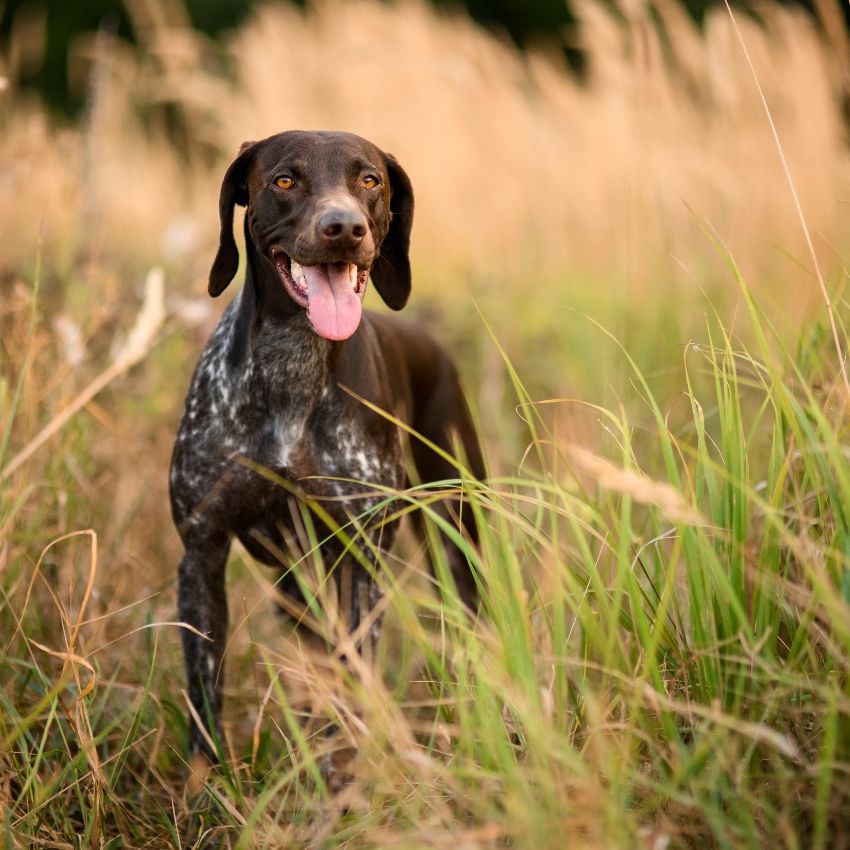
[[1, 0, 849, 846]]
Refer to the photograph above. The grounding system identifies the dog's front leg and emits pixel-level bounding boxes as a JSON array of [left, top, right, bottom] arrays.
[[178, 532, 231, 761], [349, 566, 384, 665], [319, 565, 384, 789]]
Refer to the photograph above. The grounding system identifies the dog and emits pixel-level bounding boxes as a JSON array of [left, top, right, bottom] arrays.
[[170, 130, 485, 759]]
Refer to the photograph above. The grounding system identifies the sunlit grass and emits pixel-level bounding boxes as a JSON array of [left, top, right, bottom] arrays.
[[2, 0, 850, 845], [1, 241, 848, 846]]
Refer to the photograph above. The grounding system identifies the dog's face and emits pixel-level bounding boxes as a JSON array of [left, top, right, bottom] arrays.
[[209, 131, 414, 341]]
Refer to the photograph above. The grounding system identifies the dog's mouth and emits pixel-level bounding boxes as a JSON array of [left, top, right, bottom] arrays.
[[272, 251, 369, 341]]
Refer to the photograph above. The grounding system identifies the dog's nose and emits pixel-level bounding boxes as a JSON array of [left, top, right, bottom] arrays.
[[318, 210, 367, 245]]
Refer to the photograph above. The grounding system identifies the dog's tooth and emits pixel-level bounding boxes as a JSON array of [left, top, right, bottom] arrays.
[[291, 260, 303, 279]]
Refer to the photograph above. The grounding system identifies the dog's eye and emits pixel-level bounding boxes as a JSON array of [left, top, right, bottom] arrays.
[[274, 175, 294, 190], [361, 175, 380, 189]]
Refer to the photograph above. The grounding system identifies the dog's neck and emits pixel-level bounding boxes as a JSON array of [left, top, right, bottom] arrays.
[[227, 228, 341, 404]]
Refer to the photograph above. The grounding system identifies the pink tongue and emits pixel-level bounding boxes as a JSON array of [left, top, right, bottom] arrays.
[[302, 263, 362, 341]]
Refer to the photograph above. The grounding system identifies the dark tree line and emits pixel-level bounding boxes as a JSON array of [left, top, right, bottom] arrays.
[[2, 0, 846, 116]]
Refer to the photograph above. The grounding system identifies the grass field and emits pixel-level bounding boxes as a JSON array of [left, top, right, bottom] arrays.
[[2, 0, 850, 847]]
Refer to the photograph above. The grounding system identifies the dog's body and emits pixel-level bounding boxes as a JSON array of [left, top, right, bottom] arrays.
[[170, 131, 483, 757]]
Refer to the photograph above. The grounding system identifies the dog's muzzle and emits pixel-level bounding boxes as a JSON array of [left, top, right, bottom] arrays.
[[273, 251, 370, 341]]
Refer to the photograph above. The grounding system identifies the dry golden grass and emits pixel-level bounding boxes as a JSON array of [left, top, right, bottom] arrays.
[[1, 0, 847, 739], [2, 0, 848, 306], [2, 3, 850, 846]]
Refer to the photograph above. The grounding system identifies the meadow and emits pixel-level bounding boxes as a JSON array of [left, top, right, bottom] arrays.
[[1, 0, 849, 846]]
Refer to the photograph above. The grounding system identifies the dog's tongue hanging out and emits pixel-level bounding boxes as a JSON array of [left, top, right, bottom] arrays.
[[296, 262, 362, 341]]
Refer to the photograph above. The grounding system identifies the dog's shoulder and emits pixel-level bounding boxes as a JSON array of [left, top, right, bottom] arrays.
[[363, 309, 457, 401]]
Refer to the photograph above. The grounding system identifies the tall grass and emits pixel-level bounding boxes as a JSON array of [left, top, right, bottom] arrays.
[[1, 0, 850, 846], [2, 249, 848, 846]]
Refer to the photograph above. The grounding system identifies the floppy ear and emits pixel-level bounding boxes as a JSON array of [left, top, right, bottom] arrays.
[[371, 153, 414, 310], [208, 141, 257, 297]]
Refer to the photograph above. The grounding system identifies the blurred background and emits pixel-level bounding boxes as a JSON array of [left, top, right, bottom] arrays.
[[2, 0, 849, 323], [3, 0, 849, 288]]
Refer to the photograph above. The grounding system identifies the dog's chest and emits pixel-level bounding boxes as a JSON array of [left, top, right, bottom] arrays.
[[245, 367, 403, 512], [313, 412, 401, 488], [268, 393, 400, 492], [172, 306, 404, 539]]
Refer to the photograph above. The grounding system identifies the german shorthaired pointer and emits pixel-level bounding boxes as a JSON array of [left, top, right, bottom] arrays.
[[170, 131, 484, 758]]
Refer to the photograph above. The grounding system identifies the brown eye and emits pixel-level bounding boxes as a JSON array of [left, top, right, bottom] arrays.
[[361, 174, 380, 189], [274, 175, 294, 190]]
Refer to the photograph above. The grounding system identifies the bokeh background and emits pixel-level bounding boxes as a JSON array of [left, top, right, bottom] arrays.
[[2, 0, 850, 845]]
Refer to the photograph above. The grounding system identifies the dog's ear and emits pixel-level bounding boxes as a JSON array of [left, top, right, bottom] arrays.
[[371, 153, 414, 311], [208, 141, 258, 297]]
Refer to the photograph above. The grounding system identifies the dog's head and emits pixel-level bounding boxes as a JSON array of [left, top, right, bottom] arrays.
[[208, 130, 414, 341]]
